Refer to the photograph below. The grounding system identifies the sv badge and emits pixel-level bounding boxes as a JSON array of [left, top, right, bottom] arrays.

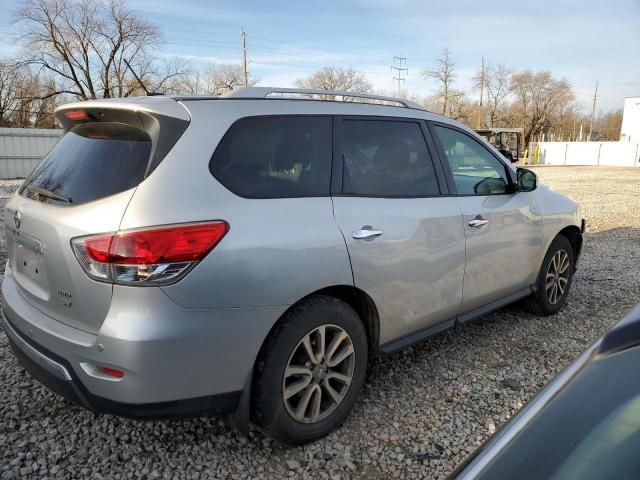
[[57, 288, 72, 308]]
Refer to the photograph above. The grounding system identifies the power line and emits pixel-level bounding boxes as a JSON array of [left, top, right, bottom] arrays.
[[161, 28, 408, 62], [160, 27, 464, 65], [249, 34, 393, 61]]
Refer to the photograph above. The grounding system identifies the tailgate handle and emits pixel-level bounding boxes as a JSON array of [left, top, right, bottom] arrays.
[[12, 230, 43, 254]]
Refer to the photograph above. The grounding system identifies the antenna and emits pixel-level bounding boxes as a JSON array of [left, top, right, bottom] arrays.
[[124, 59, 160, 96]]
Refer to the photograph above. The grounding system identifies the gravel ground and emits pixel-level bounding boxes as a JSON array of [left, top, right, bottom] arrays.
[[1, 167, 639, 479]]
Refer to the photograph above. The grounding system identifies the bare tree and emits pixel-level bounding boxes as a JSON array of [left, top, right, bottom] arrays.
[[173, 70, 206, 95], [597, 109, 623, 140], [204, 64, 258, 95], [423, 48, 456, 115], [0, 61, 20, 126], [0, 62, 57, 127], [168, 64, 257, 96], [510, 70, 574, 145], [446, 90, 473, 122], [14, 0, 188, 100], [474, 64, 513, 127], [295, 66, 372, 99]]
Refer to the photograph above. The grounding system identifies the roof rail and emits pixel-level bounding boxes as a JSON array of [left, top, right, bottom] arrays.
[[226, 87, 425, 110]]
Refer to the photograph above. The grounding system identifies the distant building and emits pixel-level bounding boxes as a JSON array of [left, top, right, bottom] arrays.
[[620, 97, 640, 142]]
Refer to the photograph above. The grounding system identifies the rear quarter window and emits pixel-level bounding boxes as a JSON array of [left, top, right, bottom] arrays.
[[21, 122, 151, 206], [210, 116, 332, 198]]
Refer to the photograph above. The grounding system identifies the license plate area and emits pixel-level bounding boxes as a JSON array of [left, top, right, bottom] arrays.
[[7, 226, 51, 301]]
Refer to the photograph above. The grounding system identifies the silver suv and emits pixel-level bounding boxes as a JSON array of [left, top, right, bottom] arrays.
[[1, 88, 584, 444]]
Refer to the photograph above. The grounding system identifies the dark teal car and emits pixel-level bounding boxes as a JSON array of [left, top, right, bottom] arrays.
[[453, 304, 640, 479]]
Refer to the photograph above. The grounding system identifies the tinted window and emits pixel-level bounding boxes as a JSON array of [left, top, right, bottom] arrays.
[[21, 122, 151, 206], [474, 345, 640, 480], [210, 116, 332, 198], [433, 126, 509, 195], [340, 120, 439, 196]]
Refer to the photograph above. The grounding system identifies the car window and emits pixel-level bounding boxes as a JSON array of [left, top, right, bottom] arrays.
[[339, 120, 439, 197], [20, 122, 152, 206], [210, 116, 332, 198], [433, 125, 509, 195]]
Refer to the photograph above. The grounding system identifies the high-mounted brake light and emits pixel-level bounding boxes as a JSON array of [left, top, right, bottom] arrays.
[[64, 110, 89, 121], [71, 222, 228, 285]]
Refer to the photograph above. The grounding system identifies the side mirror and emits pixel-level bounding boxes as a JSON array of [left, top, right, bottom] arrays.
[[516, 168, 537, 192]]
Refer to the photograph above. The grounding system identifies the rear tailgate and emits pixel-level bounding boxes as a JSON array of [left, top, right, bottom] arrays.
[[4, 99, 189, 334]]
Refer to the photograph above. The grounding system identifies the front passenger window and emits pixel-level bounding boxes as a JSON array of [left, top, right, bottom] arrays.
[[433, 126, 510, 195]]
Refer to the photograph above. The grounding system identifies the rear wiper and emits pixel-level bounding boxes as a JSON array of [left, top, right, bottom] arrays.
[[26, 185, 73, 204]]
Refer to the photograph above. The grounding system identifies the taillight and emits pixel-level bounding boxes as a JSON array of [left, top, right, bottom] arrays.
[[71, 222, 228, 285]]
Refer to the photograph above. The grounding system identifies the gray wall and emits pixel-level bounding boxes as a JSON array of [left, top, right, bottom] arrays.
[[0, 128, 62, 179]]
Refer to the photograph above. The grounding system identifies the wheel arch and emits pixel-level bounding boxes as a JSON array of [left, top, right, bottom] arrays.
[[258, 285, 380, 357], [539, 224, 583, 275], [557, 225, 583, 271], [313, 285, 380, 349]]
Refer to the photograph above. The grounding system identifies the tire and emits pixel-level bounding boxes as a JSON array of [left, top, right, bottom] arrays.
[[528, 235, 574, 315], [253, 295, 368, 445]]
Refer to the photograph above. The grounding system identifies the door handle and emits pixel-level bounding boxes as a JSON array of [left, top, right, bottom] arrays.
[[468, 216, 489, 228], [352, 227, 384, 240]]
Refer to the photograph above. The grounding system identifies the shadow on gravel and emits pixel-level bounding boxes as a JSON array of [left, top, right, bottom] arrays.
[[0, 227, 638, 479]]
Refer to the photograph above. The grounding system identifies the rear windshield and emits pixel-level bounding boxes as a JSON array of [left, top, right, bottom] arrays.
[[21, 122, 152, 206]]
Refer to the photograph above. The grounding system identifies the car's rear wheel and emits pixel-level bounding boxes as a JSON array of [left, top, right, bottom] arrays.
[[529, 235, 574, 315], [253, 295, 368, 445]]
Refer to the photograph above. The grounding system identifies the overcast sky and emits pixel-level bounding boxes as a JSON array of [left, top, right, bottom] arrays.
[[1, 0, 638, 112]]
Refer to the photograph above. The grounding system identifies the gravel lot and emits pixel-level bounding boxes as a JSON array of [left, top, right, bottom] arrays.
[[1, 166, 639, 479]]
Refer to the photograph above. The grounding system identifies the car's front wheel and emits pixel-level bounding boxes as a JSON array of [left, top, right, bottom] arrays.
[[253, 295, 368, 445], [529, 235, 574, 315]]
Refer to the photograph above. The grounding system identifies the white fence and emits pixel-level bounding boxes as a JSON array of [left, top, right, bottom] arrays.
[[0, 128, 62, 179], [534, 141, 640, 167]]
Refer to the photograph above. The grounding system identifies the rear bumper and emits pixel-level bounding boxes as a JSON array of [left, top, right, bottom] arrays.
[[1, 264, 286, 412], [3, 308, 241, 418]]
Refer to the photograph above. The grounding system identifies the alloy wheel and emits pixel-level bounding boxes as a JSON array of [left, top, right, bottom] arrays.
[[282, 325, 356, 423], [546, 249, 570, 305]]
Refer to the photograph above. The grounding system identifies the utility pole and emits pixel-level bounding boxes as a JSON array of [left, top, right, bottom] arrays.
[[242, 27, 248, 87], [477, 56, 485, 128], [588, 79, 598, 141], [391, 56, 408, 98]]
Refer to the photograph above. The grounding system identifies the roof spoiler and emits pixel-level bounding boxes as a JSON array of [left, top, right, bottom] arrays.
[[54, 102, 190, 177]]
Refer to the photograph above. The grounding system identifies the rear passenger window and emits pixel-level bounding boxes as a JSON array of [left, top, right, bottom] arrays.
[[210, 116, 332, 198], [339, 120, 439, 196]]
